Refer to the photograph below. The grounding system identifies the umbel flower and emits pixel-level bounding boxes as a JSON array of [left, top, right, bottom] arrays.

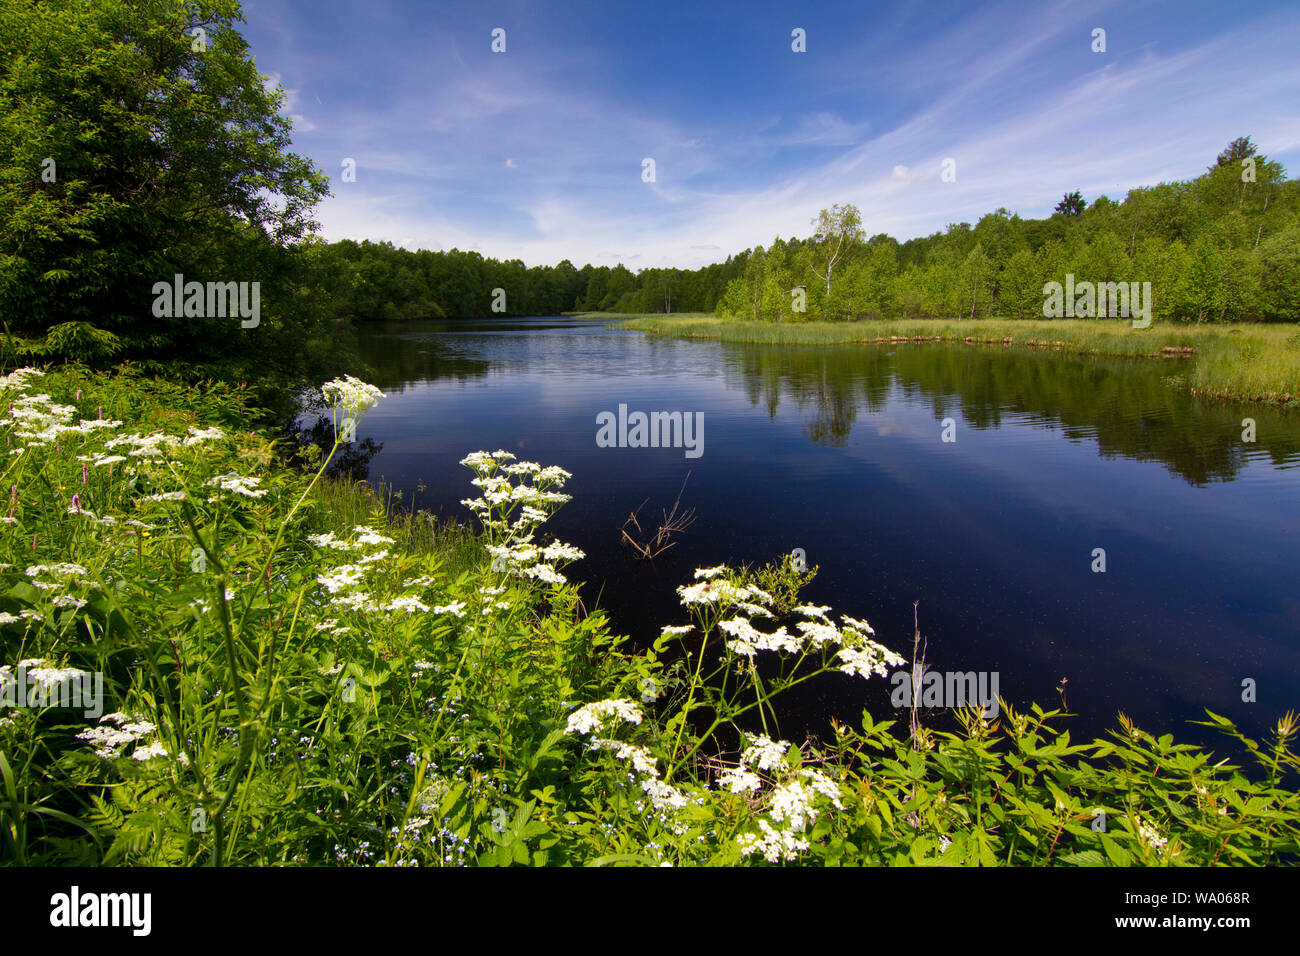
[[673, 572, 905, 681], [322, 375, 386, 421]]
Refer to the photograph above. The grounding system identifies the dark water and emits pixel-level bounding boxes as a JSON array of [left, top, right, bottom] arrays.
[[337, 315, 1300, 749]]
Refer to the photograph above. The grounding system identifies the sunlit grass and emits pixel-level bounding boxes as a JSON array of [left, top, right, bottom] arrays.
[[311, 477, 485, 579]]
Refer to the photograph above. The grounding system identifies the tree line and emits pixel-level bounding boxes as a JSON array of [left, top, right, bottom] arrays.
[[714, 139, 1299, 324], [305, 240, 738, 320], [312, 137, 1298, 326]]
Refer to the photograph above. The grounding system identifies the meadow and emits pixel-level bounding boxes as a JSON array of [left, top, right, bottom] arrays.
[[1, 363, 1296, 866]]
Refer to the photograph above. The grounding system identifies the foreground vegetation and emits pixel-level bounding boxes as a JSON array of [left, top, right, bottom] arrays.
[[1, 365, 1296, 866], [619, 315, 1300, 405]]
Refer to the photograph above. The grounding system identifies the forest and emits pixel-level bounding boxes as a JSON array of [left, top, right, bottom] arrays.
[[307, 137, 1298, 326]]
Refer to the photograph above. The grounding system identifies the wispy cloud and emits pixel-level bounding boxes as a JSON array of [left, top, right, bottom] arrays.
[[241, 0, 1300, 268]]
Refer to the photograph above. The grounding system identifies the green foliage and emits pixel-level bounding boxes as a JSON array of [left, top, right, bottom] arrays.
[[37, 321, 122, 361], [0, 0, 330, 367], [314, 240, 740, 320], [1055, 190, 1087, 216], [708, 140, 1297, 325], [738, 553, 819, 617]]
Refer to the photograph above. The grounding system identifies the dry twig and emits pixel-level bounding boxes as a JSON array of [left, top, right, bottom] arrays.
[[620, 472, 695, 560]]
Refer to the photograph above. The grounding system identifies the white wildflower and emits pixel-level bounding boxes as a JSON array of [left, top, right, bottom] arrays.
[[317, 565, 366, 593], [308, 531, 353, 550], [718, 766, 762, 794], [694, 565, 728, 580], [741, 734, 790, 772], [641, 778, 688, 811], [677, 579, 751, 607], [590, 739, 659, 776], [183, 426, 225, 445], [321, 375, 385, 419], [799, 767, 844, 809], [565, 699, 644, 735], [386, 595, 430, 614], [206, 474, 268, 498], [131, 740, 169, 761], [794, 604, 831, 619], [737, 819, 809, 863], [768, 780, 819, 831], [540, 541, 584, 562]]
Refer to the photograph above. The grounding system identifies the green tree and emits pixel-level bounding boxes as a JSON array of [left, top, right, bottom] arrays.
[[809, 203, 863, 300], [1210, 136, 1257, 170], [1054, 191, 1087, 216], [0, 0, 329, 359], [1257, 223, 1300, 321], [996, 248, 1043, 319]]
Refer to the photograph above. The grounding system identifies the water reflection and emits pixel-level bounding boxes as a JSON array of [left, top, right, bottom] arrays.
[[341, 316, 1300, 748], [356, 318, 1299, 486], [720, 344, 1297, 485]]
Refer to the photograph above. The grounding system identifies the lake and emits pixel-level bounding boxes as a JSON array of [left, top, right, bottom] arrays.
[[330, 315, 1300, 749]]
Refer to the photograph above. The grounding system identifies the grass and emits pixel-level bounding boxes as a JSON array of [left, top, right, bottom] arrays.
[[311, 476, 486, 579], [1, 362, 1296, 866], [617, 315, 1300, 406]]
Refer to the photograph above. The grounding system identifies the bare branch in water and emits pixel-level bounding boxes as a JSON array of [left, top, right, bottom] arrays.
[[620, 473, 695, 560]]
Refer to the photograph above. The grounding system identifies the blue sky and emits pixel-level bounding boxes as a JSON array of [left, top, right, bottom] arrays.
[[241, 0, 1300, 268]]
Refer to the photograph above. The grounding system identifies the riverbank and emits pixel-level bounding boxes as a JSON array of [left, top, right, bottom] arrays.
[[611, 315, 1300, 407], [2, 363, 1296, 866]]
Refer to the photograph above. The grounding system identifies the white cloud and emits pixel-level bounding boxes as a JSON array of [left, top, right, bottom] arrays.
[[297, 5, 1299, 269]]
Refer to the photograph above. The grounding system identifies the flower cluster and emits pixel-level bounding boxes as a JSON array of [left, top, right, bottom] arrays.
[[564, 698, 644, 735], [321, 375, 386, 420], [205, 473, 269, 499], [724, 734, 847, 863], [673, 568, 905, 680], [460, 451, 583, 585], [460, 451, 573, 536], [76, 712, 159, 759], [0, 374, 123, 448], [0, 658, 91, 693], [566, 699, 688, 812], [310, 524, 465, 620]]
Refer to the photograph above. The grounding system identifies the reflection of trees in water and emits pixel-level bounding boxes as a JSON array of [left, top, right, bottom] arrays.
[[725, 344, 1299, 485], [354, 326, 491, 390], [282, 413, 383, 482], [734, 347, 893, 447]]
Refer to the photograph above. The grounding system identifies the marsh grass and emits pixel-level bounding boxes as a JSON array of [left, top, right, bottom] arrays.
[[619, 316, 1300, 405]]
